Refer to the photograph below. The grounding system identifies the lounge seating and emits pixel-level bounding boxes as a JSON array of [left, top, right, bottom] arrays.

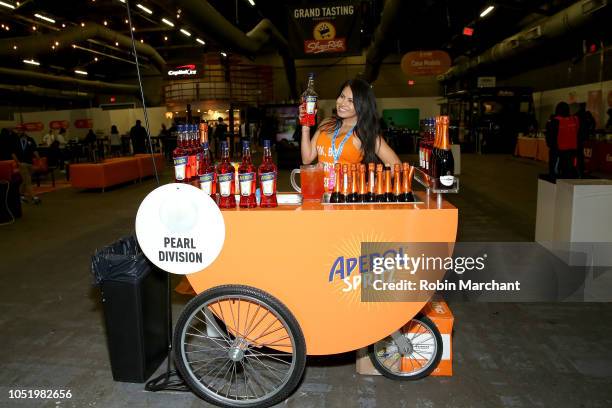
[[70, 154, 165, 191]]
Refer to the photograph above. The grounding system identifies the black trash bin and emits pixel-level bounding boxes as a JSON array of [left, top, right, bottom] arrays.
[[92, 236, 168, 383]]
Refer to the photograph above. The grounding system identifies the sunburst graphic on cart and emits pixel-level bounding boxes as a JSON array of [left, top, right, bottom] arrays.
[[328, 231, 399, 310]]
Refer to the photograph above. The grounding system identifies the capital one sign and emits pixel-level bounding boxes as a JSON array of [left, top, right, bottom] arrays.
[[168, 64, 198, 77]]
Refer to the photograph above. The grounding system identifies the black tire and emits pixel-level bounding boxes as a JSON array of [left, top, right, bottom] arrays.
[[368, 315, 442, 381], [174, 285, 306, 408]]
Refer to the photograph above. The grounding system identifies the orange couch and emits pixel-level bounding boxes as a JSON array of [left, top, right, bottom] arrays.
[[70, 154, 166, 191], [0, 160, 17, 181], [134, 153, 165, 178], [70, 158, 140, 191]]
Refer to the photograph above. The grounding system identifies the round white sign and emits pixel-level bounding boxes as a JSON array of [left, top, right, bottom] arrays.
[[135, 183, 225, 275]]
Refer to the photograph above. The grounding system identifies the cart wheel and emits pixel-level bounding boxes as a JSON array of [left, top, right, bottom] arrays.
[[174, 285, 306, 408], [368, 315, 442, 381]]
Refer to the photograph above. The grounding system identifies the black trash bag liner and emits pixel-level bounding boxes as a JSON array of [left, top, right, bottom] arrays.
[[91, 235, 148, 285]]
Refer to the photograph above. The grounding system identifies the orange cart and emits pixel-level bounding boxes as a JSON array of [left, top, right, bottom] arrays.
[[173, 182, 458, 408]]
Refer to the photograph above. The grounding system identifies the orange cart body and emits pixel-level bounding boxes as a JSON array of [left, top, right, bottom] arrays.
[[186, 196, 458, 355]]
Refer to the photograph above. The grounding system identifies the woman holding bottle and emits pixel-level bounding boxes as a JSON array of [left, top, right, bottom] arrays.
[[300, 78, 400, 191]]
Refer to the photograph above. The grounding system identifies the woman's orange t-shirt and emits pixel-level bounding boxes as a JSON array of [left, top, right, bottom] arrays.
[[316, 128, 363, 191]]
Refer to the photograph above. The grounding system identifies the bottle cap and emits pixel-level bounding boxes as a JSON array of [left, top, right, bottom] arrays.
[[202, 142, 209, 149], [220, 141, 227, 149], [242, 140, 250, 148], [263, 140, 271, 148], [177, 124, 185, 132], [308, 72, 315, 79]]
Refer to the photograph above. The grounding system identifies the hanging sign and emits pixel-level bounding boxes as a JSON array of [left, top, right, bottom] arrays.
[[477, 77, 496, 88], [49, 120, 70, 130], [288, 3, 361, 58], [21, 122, 44, 132], [135, 183, 226, 275], [74, 119, 94, 129], [401, 51, 451, 76], [167, 64, 198, 77]]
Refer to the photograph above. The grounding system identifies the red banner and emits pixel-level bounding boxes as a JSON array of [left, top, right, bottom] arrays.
[[21, 122, 44, 132], [49, 120, 70, 130], [74, 119, 93, 129], [401, 51, 452, 76]]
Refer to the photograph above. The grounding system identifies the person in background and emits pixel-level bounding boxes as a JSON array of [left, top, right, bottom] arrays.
[[546, 102, 579, 179], [55, 128, 66, 146], [158, 124, 170, 155], [11, 130, 41, 204], [129, 120, 148, 154], [42, 129, 56, 146], [212, 117, 227, 158], [301, 78, 400, 191], [0, 128, 17, 160], [109, 125, 121, 157], [575, 103, 595, 176]]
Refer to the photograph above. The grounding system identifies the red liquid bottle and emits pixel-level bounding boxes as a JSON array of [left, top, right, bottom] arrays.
[[258, 139, 277, 208], [300, 73, 317, 127], [199, 141, 216, 198], [238, 140, 257, 208], [172, 124, 188, 183], [191, 125, 203, 188], [216, 141, 236, 209]]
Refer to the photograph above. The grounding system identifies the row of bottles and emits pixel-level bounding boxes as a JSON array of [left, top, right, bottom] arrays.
[[174, 133, 277, 208], [418, 116, 455, 188], [329, 162, 415, 203]]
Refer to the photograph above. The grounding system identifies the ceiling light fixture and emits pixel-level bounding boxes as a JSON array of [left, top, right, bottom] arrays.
[[74, 69, 88, 75], [115, 41, 119, 46], [12, 45, 17, 49], [54, 41, 59, 46], [247, 0, 255, 6], [163, 35, 168, 41], [35, 13, 56, 23], [220, 51, 227, 57], [103, 20, 107, 26], [32, 25, 36, 30], [23, 59, 40, 66], [161, 18, 174, 27], [118, 0, 126, 3], [81, 22, 85, 27], [94, 57, 98, 61], [61, 23, 66, 28], [0, 1, 15, 10], [180, 28, 191, 37], [136, 4, 152, 15], [196, 38, 205, 45], [479, 5, 494, 18]]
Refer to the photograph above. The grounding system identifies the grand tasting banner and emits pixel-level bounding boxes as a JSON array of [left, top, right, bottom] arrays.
[[288, 3, 361, 58]]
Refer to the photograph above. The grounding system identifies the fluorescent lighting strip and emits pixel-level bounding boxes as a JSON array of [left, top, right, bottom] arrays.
[[136, 3, 152, 14], [161, 18, 174, 27], [23, 59, 40, 65], [0, 1, 15, 9], [34, 13, 56, 23], [74, 70, 88, 75], [196, 38, 205, 45], [480, 6, 494, 17], [180, 28, 191, 37], [248, 0, 255, 6]]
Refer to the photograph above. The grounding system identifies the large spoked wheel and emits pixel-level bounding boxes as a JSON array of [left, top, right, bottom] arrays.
[[174, 285, 306, 408], [368, 315, 442, 381]]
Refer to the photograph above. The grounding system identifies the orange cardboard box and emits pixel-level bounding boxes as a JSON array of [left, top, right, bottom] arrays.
[[356, 298, 454, 377]]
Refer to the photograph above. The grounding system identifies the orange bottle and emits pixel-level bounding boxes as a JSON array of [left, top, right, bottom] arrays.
[[375, 164, 385, 202], [341, 164, 350, 202], [384, 166, 393, 202], [364, 163, 375, 202], [392, 163, 402, 202], [358, 164, 367, 202], [348, 164, 359, 202], [399, 163, 415, 202], [329, 163, 343, 203]]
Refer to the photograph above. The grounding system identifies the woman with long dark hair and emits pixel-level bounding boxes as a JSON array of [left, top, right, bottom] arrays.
[[300, 78, 400, 190]]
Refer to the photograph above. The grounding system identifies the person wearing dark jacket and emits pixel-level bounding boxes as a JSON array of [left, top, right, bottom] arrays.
[[11, 130, 41, 204], [129, 120, 148, 154]]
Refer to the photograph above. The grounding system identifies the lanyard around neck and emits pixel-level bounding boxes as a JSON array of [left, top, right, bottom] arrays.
[[331, 126, 355, 163]]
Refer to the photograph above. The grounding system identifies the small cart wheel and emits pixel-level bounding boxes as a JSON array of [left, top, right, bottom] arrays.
[[174, 285, 306, 408], [368, 315, 442, 381]]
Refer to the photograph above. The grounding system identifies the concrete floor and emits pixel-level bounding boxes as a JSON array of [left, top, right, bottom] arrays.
[[1, 154, 611, 408]]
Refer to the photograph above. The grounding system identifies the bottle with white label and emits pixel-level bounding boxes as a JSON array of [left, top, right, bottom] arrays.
[[258, 139, 277, 208], [199, 142, 216, 198], [435, 116, 455, 188], [238, 140, 257, 208], [172, 125, 188, 183], [216, 141, 236, 209]]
